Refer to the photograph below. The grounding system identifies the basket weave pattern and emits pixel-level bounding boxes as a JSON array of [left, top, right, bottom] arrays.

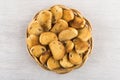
[[26, 5, 93, 74]]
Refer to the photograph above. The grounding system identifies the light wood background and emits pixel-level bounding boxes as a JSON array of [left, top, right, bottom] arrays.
[[0, 0, 120, 80]]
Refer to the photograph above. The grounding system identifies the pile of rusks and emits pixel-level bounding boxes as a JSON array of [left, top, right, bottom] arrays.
[[26, 5, 93, 74]]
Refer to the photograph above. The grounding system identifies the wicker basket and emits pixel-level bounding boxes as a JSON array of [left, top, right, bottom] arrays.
[[26, 5, 93, 74]]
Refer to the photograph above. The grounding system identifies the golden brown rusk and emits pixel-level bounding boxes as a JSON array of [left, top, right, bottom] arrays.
[[26, 5, 93, 74]]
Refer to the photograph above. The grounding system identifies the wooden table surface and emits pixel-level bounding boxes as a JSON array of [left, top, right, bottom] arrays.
[[0, 0, 120, 80]]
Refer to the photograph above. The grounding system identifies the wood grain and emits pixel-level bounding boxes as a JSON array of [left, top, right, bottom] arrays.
[[0, 0, 120, 80]]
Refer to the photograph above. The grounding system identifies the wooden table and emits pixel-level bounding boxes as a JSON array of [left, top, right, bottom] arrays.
[[0, 0, 120, 80]]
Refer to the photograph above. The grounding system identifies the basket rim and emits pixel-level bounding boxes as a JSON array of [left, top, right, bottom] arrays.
[[26, 5, 93, 74]]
